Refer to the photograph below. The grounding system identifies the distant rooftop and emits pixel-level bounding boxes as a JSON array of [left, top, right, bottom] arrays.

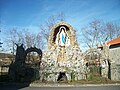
[[98, 36, 120, 48], [105, 36, 120, 46]]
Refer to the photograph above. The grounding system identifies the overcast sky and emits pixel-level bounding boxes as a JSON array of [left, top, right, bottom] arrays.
[[0, 0, 120, 51]]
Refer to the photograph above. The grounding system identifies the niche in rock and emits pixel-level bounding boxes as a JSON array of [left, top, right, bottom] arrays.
[[57, 72, 67, 81]]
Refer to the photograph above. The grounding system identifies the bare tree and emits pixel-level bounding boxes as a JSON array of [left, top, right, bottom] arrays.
[[81, 20, 102, 48], [105, 22, 120, 40], [4, 29, 19, 55], [81, 20, 120, 49], [4, 13, 65, 52], [4, 29, 44, 54], [40, 13, 65, 42], [35, 32, 44, 49]]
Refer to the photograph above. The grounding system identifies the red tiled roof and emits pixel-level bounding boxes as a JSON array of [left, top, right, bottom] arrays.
[[105, 36, 120, 46], [98, 36, 120, 48]]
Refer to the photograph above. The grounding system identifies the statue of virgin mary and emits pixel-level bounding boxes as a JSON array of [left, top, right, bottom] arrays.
[[55, 26, 70, 47]]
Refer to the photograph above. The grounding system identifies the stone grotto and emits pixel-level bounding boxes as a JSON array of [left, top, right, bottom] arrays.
[[40, 21, 89, 82]]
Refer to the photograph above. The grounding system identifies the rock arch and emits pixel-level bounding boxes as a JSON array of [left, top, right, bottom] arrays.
[[14, 44, 42, 64], [9, 45, 42, 82], [83, 48, 102, 66], [48, 21, 79, 50], [25, 47, 42, 62], [25, 47, 42, 56], [83, 48, 101, 60], [83, 48, 102, 76], [53, 25, 69, 43]]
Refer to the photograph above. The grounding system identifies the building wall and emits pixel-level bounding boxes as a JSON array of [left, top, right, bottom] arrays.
[[109, 46, 120, 81]]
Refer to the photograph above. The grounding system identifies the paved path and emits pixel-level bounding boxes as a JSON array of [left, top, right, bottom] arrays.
[[21, 86, 120, 90], [0, 84, 120, 90]]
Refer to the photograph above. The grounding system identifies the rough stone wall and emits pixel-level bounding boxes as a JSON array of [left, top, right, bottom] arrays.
[[40, 47, 88, 81], [101, 46, 120, 81], [109, 47, 120, 64], [100, 46, 109, 78], [109, 47, 120, 81]]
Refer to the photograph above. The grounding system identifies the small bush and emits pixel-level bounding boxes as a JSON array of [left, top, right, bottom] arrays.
[[87, 73, 101, 83]]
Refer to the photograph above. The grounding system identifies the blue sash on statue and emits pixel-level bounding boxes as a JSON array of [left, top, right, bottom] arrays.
[[62, 34, 65, 44]]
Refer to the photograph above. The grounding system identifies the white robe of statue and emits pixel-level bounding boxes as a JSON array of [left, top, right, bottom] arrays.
[[55, 33, 59, 46], [65, 36, 70, 47], [55, 26, 70, 47], [59, 28, 66, 46]]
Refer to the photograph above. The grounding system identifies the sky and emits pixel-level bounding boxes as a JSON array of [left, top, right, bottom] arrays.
[[0, 0, 120, 51]]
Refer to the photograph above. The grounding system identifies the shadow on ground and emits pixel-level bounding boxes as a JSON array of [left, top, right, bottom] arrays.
[[0, 74, 31, 90]]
